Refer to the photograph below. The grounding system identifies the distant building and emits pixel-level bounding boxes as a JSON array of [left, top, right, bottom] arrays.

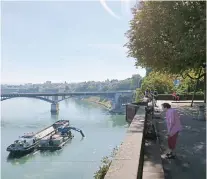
[[25, 83, 33, 87], [42, 88, 59, 93], [18, 87, 39, 93], [1, 88, 19, 94], [58, 88, 65, 93], [45, 81, 52, 85]]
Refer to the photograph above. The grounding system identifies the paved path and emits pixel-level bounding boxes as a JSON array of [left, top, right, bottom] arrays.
[[154, 100, 206, 179]]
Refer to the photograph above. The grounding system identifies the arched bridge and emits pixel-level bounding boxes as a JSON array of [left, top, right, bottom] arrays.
[[1, 91, 134, 114], [1, 96, 69, 103]]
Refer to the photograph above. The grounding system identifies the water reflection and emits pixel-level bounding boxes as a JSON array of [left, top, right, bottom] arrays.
[[7, 151, 38, 165], [64, 98, 69, 107], [108, 115, 127, 127], [39, 149, 63, 157], [51, 114, 59, 121]]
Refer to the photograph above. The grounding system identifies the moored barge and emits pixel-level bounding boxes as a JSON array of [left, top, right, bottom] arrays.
[[38, 126, 85, 151], [6, 120, 70, 156]]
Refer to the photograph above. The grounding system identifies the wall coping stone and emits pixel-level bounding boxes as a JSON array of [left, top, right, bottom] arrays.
[[104, 106, 146, 179]]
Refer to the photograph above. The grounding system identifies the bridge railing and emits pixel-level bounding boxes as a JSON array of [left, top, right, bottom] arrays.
[[1, 91, 134, 97]]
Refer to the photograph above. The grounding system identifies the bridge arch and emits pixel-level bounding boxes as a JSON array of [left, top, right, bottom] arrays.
[[1, 96, 56, 103]]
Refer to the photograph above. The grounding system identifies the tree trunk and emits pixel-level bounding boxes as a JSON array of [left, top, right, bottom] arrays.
[[204, 73, 206, 104], [191, 68, 202, 107], [191, 79, 199, 107]]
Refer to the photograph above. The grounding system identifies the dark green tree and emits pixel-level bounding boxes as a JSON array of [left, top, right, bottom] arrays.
[[126, 1, 205, 73], [141, 71, 174, 94], [125, 1, 206, 102]]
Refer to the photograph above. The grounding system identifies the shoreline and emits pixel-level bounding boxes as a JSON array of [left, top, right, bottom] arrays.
[[82, 97, 112, 111], [83, 97, 125, 115]]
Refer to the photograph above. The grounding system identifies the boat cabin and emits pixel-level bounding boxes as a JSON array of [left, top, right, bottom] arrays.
[[11, 133, 36, 148]]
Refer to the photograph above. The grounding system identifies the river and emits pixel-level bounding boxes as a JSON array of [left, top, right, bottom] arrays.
[[1, 98, 127, 179]]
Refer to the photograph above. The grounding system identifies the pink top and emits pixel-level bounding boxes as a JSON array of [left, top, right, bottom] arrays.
[[166, 108, 182, 136]]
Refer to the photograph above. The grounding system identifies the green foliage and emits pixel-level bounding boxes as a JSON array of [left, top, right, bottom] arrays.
[[94, 157, 111, 179], [70, 74, 142, 92], [146, 68, 152, 76], [125, 1, 206, 74], [137, 70, 205, 95], [176, 71, 205, 94], [135, 88, 144, 102], [141, 71, 174, 93], [85, 96, 112, 109], [94, 147, 118, 179]]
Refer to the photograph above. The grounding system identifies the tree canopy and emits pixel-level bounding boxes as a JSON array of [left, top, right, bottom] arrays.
[[125, 1, 206, 75], [67, 74, 142, 92], [134, 70, 205, 102], [141, 71, 174, 94]]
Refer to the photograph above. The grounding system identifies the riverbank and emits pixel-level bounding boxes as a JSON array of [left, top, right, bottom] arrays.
[[82, 96, 112, 110], [94, 147, 118, 179]]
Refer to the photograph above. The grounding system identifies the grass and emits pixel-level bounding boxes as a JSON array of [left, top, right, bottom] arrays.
[[94, 147, 118, 179], [84, 96, 112, 110]]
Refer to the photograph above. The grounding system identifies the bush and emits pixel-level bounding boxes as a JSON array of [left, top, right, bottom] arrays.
[[135, 88, 144, 102], [157, 94, 204, 100], [94, 147, 118, 179], [141, 71, 174, 94]]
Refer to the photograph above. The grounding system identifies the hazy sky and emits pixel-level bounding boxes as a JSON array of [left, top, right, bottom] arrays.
[[1, 1, 145, 84]]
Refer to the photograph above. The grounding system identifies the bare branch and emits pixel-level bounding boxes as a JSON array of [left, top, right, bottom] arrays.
[[186, 72, 205, 80]]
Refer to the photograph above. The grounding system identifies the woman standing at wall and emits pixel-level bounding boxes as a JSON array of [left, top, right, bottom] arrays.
[[162, 103, 182, 159]]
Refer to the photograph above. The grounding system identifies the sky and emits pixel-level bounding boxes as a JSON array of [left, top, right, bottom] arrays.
[[1, 0, 145, 84]]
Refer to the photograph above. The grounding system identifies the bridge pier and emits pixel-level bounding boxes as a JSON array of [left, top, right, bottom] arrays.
[[52, 96, 59, 101], [51, 103, 59, 114], [110, 93, 133, 113], [114, 93, 122, 109]]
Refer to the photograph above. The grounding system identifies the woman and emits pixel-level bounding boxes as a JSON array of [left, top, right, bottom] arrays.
[[172, 92, 176, 100], [162, 103, 182, 159]]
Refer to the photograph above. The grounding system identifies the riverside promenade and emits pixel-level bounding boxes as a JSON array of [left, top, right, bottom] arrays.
[[155, 100, 206, 179], [104, 100, 206, 179]]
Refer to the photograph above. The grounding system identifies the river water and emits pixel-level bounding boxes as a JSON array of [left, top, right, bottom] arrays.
[[1, 98, 127, 179]]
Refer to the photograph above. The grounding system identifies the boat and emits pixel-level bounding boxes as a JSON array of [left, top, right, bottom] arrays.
[[6, 120, 70, 157], [38, 126, 85, 151]]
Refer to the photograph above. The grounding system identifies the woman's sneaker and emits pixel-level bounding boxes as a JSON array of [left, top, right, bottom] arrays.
[[165, 152, 176, 159]]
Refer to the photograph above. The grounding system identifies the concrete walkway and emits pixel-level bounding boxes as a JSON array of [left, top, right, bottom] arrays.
[[155, 100, 206, 179]]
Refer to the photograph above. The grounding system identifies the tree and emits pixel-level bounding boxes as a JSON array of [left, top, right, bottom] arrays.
[[141, 71, 174, 94], [131, 74, 142, 88], [126, 1, 206, 73], [177, 70, 204, 93], [68, 75, 143, 92], [125, 1, 206, 102], [181, 67, 206, 103], [146, 68, 152, 76]]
